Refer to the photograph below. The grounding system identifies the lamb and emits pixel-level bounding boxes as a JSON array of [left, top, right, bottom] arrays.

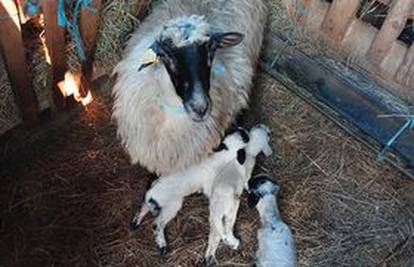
[[112, 0, 267, 175], [204, 124, 272, 266], [248, 174, 297, 267], [130, 128, 251, 254]]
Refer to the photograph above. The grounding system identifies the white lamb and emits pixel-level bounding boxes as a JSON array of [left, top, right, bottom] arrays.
[[204, 124, 272, 265], [248, 174, 297, 267], [130, 128, 251, 254]]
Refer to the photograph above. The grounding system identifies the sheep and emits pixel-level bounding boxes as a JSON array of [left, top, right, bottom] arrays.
[[248, 174, 297, 267], [112, 0, 267, 175], [130, 128, 251, 254], [204, 124, 272, 266]]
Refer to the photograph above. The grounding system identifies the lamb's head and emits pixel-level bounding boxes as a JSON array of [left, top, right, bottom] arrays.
[[213, 127, 250, 152], [246, 124, 272, 157], [139, 15, 244, 122], [247, 174, 280, 208]]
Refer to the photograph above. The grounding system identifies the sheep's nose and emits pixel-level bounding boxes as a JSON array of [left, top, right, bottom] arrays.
[[189, 99, 209, 117], [184, 95, 211, 122]]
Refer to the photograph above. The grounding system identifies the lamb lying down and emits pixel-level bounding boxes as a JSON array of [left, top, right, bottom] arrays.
[[204, 124, 272, 266], [248, 174, 297, 267], [130, 128, 251, 254]]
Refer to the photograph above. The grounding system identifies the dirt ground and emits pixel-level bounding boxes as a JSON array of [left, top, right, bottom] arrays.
[[1, 71, 413, 267]]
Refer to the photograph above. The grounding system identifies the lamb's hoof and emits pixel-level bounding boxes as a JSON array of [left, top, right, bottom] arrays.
[[159, 245, 170, 256], [203, 256, 215, 266]]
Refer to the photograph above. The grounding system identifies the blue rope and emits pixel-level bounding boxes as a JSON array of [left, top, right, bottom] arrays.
[[57, 0, 97, 61], [378, 116, 414, 160], [24, 0, 41, 16]]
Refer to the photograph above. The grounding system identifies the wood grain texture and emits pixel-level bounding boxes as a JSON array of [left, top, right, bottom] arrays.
[[43, 0, 67, 110], [0, 0, 38, 125], [321, 0, 360, 42], [79, 0, 102, 98], [367, 0, 413, 65], [262, 33, 414, 172]]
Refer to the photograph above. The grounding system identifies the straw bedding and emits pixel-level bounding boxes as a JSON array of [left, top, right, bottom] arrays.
[[1, 72, 413, 267]]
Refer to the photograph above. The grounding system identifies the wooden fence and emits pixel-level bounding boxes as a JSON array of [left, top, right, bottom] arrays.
[[0, 0, 102, 126], [290, 0, 414, 102]]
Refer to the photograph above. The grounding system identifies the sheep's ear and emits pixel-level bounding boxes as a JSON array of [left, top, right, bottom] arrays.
[[212, 32, 244, 49], [138, 48, 159, 71]]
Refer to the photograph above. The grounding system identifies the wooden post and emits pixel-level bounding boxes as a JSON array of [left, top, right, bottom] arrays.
[[395, 4, 414, 88], [43, 0, 67, 110], [78, 0, 101, 99], [367, 0, 413, 66], [132, 0, 151, 19], [321, 0, 361, 43], [0, 0, 38, 125]]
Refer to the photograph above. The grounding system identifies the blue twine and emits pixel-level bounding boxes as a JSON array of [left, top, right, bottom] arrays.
[[24, 1, 40, 16], [57, 0, 97, 61], [378, 116, 414, 160]]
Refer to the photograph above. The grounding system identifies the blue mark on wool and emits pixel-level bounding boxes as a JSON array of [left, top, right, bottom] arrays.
[[154, 94, 186, 116], [213, 64, 226, 74], [178, 23, 196, 39]]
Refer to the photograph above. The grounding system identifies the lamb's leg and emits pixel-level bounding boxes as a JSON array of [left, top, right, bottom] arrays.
[[223, 201, 241, 250], [131, 204, 150, 230], [153, 200, 182, 255], [204, 223, 221, 266]]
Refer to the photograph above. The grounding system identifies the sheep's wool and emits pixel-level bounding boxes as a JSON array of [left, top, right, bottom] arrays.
[[112, 0, 267, 175]]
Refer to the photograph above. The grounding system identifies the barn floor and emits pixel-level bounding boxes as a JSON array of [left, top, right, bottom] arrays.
[[1, 71, 413, 267]]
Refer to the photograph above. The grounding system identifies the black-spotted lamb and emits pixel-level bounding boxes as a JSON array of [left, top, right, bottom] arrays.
[[204, 124, 272, 266], [130, 128, 250, 254], [112, 0, 267, 175], [248, 174, 297, 267]]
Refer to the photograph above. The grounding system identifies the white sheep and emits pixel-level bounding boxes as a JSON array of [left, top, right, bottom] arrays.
[[130, 128, 251, 254], [204, 124, 272, 265], [248, 174, 297, 267], [112, 0, 267, 175]]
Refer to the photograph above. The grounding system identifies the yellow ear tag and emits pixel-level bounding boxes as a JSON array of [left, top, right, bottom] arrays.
[[142, 48, 159, 65]]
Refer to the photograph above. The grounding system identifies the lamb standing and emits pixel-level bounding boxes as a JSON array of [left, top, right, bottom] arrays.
[[112, 0, 267, 175], [130, 128, 251, 254], [204, 124, 272, 265], [248, 174, 297, 267]]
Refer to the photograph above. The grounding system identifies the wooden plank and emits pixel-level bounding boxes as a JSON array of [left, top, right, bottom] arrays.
[[395, 4, 414, 88], [262, 33, 414, 176], [132, 0, 151, 19], [43, 0, 66, 110], [321, 0, 361, 42], [305, 0, 330, 31], [367, 0, 413, 65], [0, 0, 38, 125], [78, 0, 101, 100], [395, 44, 414, 88]]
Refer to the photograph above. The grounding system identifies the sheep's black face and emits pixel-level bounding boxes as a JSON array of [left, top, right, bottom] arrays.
[[149, 32, 244, 122]]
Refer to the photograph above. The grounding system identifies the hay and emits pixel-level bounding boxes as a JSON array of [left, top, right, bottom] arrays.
[[0, 58, 21, 134], [1, 73, 413, 267], [67, 0, 146, 73]]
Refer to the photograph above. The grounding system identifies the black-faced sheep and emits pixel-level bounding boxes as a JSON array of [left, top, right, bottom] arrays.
[[130, 128, 250, 254], [248, 174, 297, 267], [204, 124, 272, 265], [112, 0, 267, 175]]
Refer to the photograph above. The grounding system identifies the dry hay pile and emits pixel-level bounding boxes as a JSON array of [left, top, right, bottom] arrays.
[[1, 72, 413, 267], [0, 58, 21, 134], [0, 0, 146, 134], [67, 0, 147, 73]]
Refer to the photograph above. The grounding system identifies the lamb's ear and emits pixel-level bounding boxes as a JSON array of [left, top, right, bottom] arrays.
[[212, 32, 244, 49], [237, 149, 246, 165], [213, 142, 228, 152]]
